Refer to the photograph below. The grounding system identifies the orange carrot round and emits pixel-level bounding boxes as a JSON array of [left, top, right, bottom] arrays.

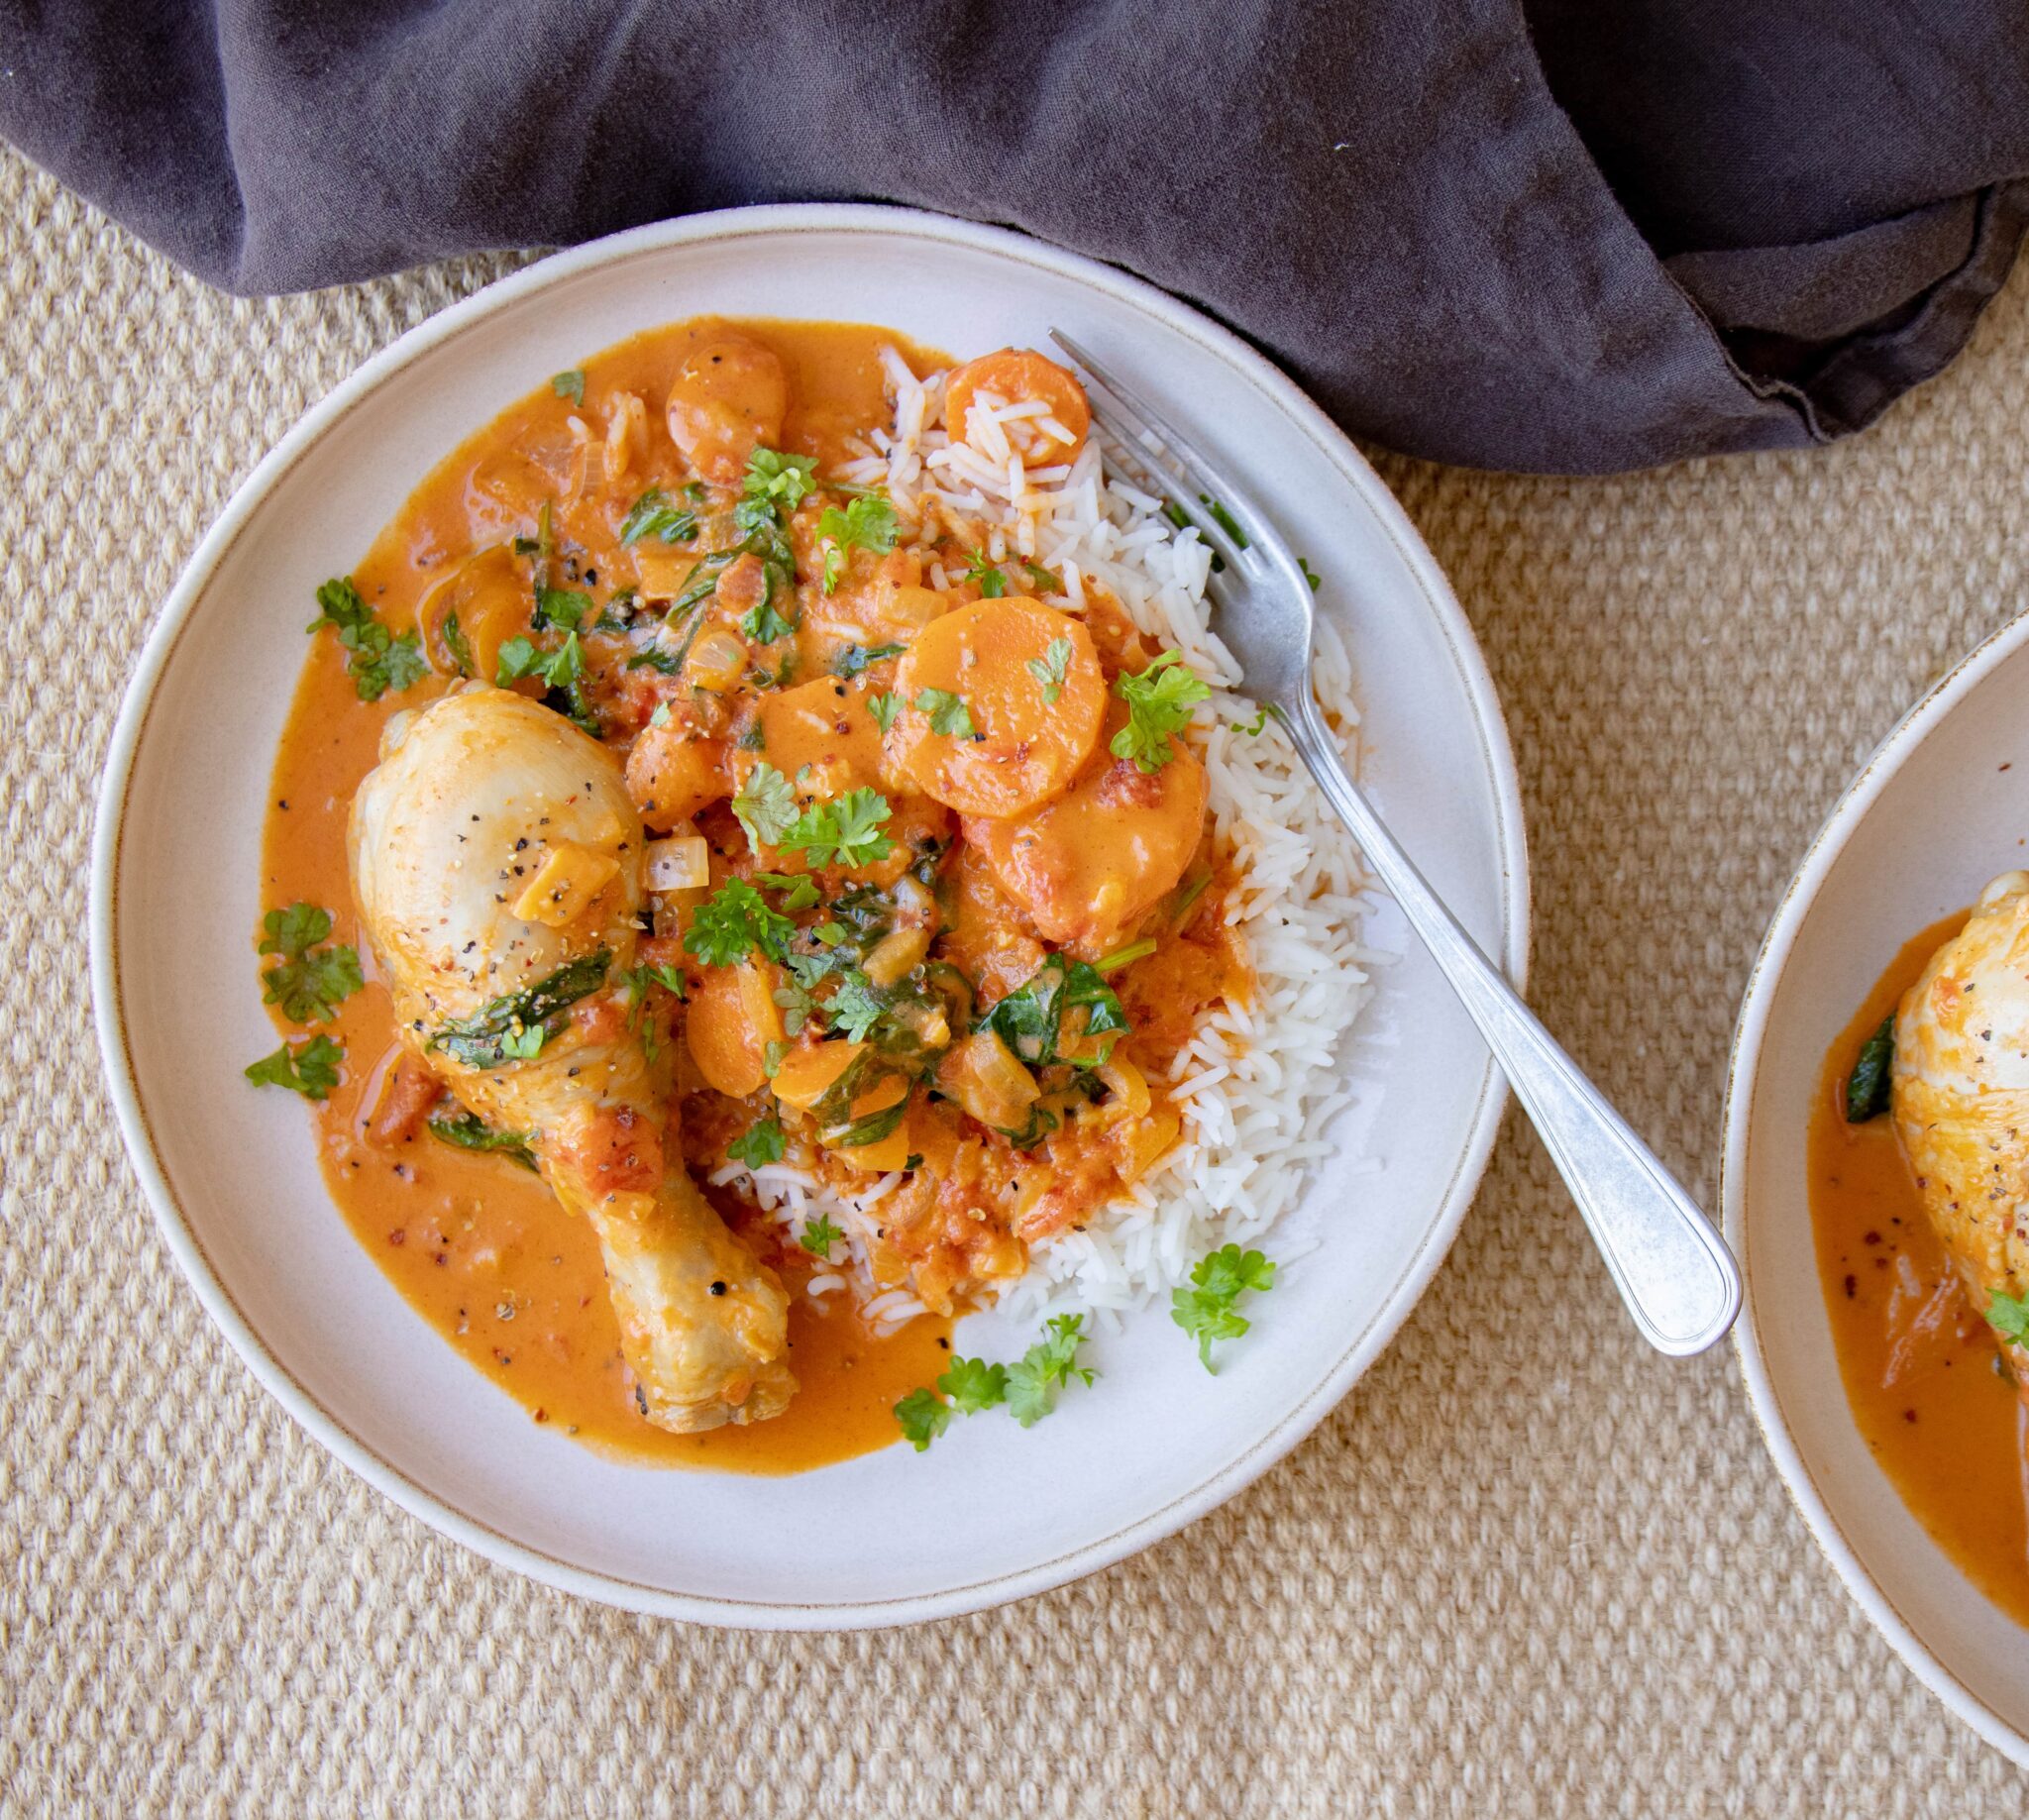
[[887, 598, 1105, 818], [685, 960, 784, 1098], [964, 699, 1209, 949], [943, 349, 1090, 464]]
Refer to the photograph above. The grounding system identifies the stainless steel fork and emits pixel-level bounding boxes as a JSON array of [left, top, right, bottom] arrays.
[[1051, 330, 1742, 1357]]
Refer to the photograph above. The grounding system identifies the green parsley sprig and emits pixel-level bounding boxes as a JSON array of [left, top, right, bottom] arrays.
[[1170, 1244, 1276, 1371], [244, 1034, 344, 1101], [1112, 650, 1211, 773], [780, 789, 894, 870], [727, 1116, 787, 1170], [913, 689, 978, 740], [817, 493, 900, 592], [259, 903, 363, 1025], [891, 1315, 1096, 1449], [732, 762, 799, 851], [1026, 636, 1072, 705], [1986, 1288, 2029, 1348], [684, 880, 796, 968], [307, 577, 428, 702]]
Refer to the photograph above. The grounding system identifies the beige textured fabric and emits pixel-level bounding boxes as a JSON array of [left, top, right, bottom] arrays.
[[7, 142, 2029, 1816]]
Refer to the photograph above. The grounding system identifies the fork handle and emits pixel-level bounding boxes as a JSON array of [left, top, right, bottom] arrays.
[[1282, 696, 1742, 1356]]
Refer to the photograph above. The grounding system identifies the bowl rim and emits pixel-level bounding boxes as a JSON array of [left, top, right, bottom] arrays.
[[1721, 604, 2029, 1766], [89, 201, 1530, 1628]]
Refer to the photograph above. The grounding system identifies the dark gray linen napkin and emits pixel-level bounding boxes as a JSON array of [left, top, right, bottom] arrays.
[[3, 0, 2025, 473]]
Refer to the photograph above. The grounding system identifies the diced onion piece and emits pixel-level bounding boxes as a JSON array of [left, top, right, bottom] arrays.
[[1117, 1103, 1182, 1183], [686, 626, 748, 692], [1096, 1057, 1151, 1122], [936, 1031, 1040, 1131], [510, 842, 621, 928], [863, 926, 932, 989], [646, 834, 709, 892]]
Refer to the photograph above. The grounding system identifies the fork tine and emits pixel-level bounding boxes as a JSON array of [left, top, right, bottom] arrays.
[[1049, 332, 1249, 571], [1051, 330, 1282, 562], [1084, 417, 1249, 574]]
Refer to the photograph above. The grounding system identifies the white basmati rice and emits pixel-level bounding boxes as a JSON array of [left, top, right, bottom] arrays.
[[719, 351, 1379, 1333]]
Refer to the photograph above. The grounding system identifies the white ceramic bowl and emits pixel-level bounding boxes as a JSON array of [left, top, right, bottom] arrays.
[[91, 205, 1527, 1627], [1726, 610, 2029, 1763]]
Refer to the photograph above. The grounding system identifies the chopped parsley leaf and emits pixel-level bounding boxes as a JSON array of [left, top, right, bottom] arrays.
[[244, 1034, 344, 1101], [1022, 560, 1063, 593], [1112, 650, 1211, 773], [732, 762, 799, 850], [1233, 704, 1269, 737], [496, 630, 586, 692], [259, 903, 364, 1024], [1298, 555, 1322, 592], [962, 549, 1008, 597], [823, 971, 888, 1042], [743, 447, 818, 513], [893, 1387, 951, 1451], [307, 576, 427, 701], [832, 642, 906, 680], [1025, 636, 1072, 704], [914, 689, 977, 739], [550, 369, 587, 406], [684, 880, 795, 968], [780, 789, 894, 869], [1987, 1289, 2029, 1348], [533, 586, 591, 631], [801, 1214, 844, 1259], [1170, 1244, 1276, 1371], [816, 493, 901, 592], [753, 870, 821, 911], [938, 1356, 1009, 1415], [726, 1116, 787, 1170], [619, 961, 687, 1007], [1004, 1315, 1095, 1427], [618, 486, 698, 548], [869, 691, 905, 733], [740, 589, 799, 646]]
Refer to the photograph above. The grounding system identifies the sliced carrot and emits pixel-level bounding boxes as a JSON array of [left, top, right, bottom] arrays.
[[771, 1039, 866, 1113], [685, 959, 783, 1098], [887, 598, 1105, 817], [944, 350, 1090, 463], [753, 676, 887, 798], [964, 698, 1209, 950], [624, 721, 728, 829], [665, 335, 790, 485]]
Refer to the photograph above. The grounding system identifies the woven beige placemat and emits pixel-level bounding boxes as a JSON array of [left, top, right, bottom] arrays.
[[8, 143, 2029, 1816]]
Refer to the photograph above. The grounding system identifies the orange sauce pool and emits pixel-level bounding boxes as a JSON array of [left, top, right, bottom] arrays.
[[1808, 911, 2029, 1622], [262, 319, 953, 1471]]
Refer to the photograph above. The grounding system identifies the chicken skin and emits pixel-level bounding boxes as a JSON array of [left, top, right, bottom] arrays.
[[350, 686, 795, 1432], [1891, 869, 2029, 1376]]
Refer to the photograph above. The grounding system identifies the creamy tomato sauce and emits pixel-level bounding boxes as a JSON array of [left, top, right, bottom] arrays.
[[1809, 913, 2029, 1623], [260, 316, 1244, 1466]]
